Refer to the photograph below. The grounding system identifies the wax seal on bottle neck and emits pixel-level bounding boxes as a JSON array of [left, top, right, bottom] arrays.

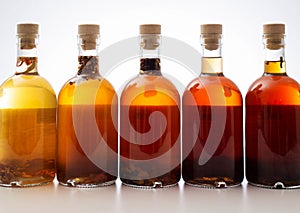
[[201, 24, 222, 51], [263, 23, 285, 50], [78, 24, 100, 50]]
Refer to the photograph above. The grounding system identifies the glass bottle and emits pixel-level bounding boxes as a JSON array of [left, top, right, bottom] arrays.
[[182, 24, 243, 188], [246, 24, 300, 189], [120, 24, 180, 188], [57, 25, 118, 187], [0, 23, 57, 187]]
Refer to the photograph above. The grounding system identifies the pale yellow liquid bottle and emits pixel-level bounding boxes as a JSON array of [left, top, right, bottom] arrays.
[[0, 24, 57, 187]]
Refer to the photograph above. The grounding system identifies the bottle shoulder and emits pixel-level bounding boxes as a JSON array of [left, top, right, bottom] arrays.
[[246, 75, 300, 105], [0, 74, 56, 108], [247, 75, 300, 91], [1, 74, 56, 94], [58, 75, 117, 105], [183, 75, 242, 106], [188, 75, 241, 90], [121, 75, 179, 106]]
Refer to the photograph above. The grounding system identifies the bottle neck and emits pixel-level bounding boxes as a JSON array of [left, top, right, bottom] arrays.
[[77, 35, 100, 76], [15, 36, 39, 75], [201, 34, 223, 76], [139, 34, 161, 76], [263, 34, 286, 75], [264, 47, 286, 75]]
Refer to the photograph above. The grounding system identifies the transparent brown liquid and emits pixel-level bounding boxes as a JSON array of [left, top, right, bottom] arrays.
[[246, 105, 300, 187], [182, 105, 243, 187], [120, 104, 180, 187], [57, 104, 117, 187], [0, 108, 56, 186]]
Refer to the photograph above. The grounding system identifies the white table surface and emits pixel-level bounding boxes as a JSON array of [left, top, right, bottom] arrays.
[[0, 179, 299, 213]]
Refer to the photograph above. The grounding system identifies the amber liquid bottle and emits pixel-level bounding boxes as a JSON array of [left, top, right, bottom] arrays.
[[246, 24, 300, 189], [0, 24, 57, 187], [57, 25, 118, 187], [182, 24, 243, 188], [120, 24, 180, 188]]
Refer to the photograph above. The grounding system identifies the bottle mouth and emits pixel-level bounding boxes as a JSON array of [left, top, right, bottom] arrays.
[[139, 24, 161, 35], [77, 24, 100, 51], [78, 35, 100, 51], [200, 34, 222, 51], [140, 34, 161, 50], [263, 34, 285, 50], [17, 36, 38, 50]]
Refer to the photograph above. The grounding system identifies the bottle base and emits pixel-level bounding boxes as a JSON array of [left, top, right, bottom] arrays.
[[185, 181, 241, 189], [121, 180, 178, 189], [58, 179, 116, 188], [184, 177, 242, 189], [0, 177, 53, 187], [247, 181, 300, 189]]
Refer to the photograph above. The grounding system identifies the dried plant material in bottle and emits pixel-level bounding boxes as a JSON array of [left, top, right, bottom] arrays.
[[120, 24, 181, 188], [16, 57, 38, 75], [0, 23, 57, 187], [78, 56, 99, 76], [140, 58, 161, 75], [57, 24, 118, 187]]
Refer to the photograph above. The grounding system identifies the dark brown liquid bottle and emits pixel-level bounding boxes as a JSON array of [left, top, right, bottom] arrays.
[[246, 24, 300, 189], [0, 24, 57, 187], [120, 25, 181, 188], [182, 24, 243, 188], [57, 25, 118, 187]]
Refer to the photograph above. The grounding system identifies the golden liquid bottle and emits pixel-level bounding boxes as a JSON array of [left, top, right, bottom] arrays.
[[246, 24, 300, 189], [0, 24, 57, 187], [182, 24, 243, 188], [57, 25, 118, 187], [120, 24, 180, 188]]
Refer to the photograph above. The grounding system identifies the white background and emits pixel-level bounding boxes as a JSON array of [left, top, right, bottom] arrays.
[[1, 0, 300, 96], [1, 0, 300, 212]]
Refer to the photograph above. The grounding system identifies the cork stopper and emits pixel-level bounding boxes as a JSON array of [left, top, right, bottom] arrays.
[[140, 24, 161, 34], [201, 24, 222, 51], [78, 24, 100, 35], [17, 23, 39, 35], [263, 24, 285, 50], [17, 23, 39, 49], [263, 24, 285, 34], [201, 24, 222, 34], [78, 24, 100, 50]]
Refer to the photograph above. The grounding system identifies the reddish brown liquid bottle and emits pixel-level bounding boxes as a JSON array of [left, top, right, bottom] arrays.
[[246, 24, 300, 189], [120, 25, 180, 188], [182, 24, 243, 188], [57, 25, 118, 187]]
